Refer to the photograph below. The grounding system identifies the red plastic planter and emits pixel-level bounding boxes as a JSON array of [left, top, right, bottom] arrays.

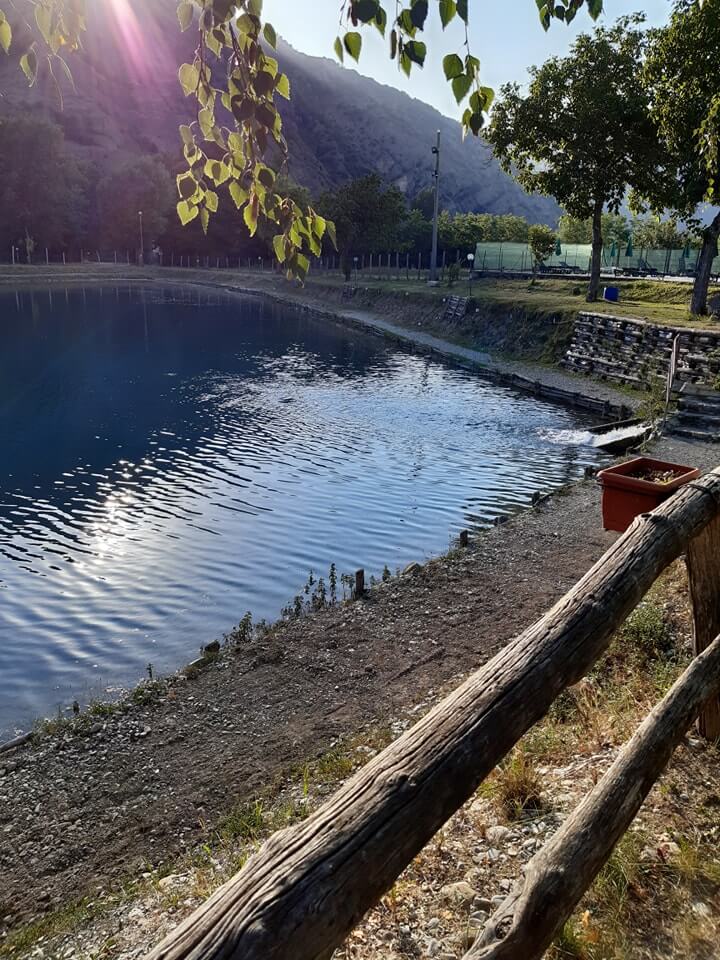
[[597, 457, 700, 533]]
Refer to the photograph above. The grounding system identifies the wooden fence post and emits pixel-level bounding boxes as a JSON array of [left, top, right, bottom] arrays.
[[354, 569, 365, 599], [686, 513, 720, 740]]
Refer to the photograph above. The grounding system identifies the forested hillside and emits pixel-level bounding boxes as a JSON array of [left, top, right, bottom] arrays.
[[0, 1, 558, 223]]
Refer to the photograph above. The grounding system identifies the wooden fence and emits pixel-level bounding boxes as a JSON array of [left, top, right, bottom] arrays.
[[147, 469, 720, 960]]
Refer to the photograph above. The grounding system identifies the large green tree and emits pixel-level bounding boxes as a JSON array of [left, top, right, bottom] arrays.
[[96, 156, 174, 253], [0, 0, 606, 281], [643, 0, 720, 315], [317, 174, 406, 279], [0, 114, 85, 256], [487, 17, 660, 302]]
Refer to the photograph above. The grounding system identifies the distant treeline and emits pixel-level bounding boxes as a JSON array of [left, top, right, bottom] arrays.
[[0, 114, 702, 268]]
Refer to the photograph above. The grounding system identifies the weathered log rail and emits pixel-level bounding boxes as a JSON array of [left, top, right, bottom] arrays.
[[147, 469, 720, 960]]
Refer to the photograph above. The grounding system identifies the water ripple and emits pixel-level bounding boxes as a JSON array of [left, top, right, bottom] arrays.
[[0, 284, 608, 734]]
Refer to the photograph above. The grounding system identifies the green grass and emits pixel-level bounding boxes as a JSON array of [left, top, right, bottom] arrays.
[[302, 274, 716, 326]]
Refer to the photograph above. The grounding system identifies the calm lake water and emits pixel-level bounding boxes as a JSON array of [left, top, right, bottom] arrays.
[[0, 284, 606, 735]]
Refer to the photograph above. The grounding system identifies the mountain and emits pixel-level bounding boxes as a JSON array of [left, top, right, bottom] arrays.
[[0, 2, 559, 223]]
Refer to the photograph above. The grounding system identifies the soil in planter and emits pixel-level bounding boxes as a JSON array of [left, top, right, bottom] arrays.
[[628, 468, 680, 484]]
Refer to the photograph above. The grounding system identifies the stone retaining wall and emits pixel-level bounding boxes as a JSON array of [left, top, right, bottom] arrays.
[[562, 312, 720, 390]]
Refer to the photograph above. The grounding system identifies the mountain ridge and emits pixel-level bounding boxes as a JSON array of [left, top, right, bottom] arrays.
[[0, 3, 559, 223]]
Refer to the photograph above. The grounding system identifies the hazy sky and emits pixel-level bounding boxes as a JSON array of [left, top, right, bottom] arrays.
[[264, 0, 672, 118]]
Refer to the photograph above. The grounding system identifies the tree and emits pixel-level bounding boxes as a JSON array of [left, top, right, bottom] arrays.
[[558, 215, 592, 245], [487, 17, 660, 302], [631, 215, 695, 252], [397, 209, 433, 255], [0, 113, 85, 255], [643, 0, 720, 314], [316, 174, 406, 279], [0, 0, 606, 281], [528, 224, 557, 278], [411, 188, 436, 222], [96, 157, 174, 253]]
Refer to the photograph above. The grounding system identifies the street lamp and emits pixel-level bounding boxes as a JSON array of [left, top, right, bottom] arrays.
[[467, 252, 475, 296], [138, 211, 144, 266], [429, 131, 441, 285]]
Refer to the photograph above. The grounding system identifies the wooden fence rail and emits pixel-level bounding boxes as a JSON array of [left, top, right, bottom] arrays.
[[469, 629, 720, 959], [147, 468, 720, 960]]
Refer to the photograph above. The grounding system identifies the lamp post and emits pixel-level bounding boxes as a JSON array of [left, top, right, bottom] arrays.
[[429, 130, 441, 285], [138, 211, 144, 266], [467, 252, 475, 296]]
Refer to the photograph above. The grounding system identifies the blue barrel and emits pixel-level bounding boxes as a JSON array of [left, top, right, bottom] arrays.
[[603, 286, 620, 302]]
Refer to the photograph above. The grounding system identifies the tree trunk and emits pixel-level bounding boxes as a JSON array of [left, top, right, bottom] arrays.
[[340, 250, 352, 282], [586, 200, 603, 302], [690, 211, 720, 316]]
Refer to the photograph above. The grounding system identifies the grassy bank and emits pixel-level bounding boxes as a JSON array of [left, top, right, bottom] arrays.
[[299, 274, 717, 327]]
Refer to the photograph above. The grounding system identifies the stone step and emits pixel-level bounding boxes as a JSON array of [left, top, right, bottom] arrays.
[[680, 382, 720, 398], [675, 411, 720, 428], [677, 397, 720, 415], [669, 424, 720, 443]]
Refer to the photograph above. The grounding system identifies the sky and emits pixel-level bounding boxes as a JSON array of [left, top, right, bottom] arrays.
[[263, 0, 672, 119]]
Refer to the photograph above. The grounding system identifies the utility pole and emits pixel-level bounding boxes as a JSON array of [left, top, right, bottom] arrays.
[[429, 130, 441, 284], [138, 210, 144, 266]]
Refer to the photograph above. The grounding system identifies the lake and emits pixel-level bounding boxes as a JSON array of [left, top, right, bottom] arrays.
[[0, 284, 606, 735]]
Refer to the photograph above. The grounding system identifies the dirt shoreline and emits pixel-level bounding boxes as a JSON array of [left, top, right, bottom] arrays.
[[1, 433, 716, 939]]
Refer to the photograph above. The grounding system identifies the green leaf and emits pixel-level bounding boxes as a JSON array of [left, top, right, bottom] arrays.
[[0, 18, 11, 54], [439, 0, 457, 28], [326, 220, 338, 250], [334, 36, 344, 63], [229, 180, 249, 209], [177, 2, 194, 31], [343, 31, 362, 62], [451, 72, 473, 103], [231, 96, 255, 122], [177, 200, 199, 225], [456, 0, 468, 22], [263, 22, 277, 48], [244, 197, 259, 235], [375, 6, 387, 36], [35, 5, 52, 43], [179, 124, 194, 146], [275, 72, 290, 99], [443, 53, 464, 80], [205, 190, 219, 213], [200, 206, 210, 234], [410, 0, 429, 30], [177, 172, 197, 199], [20, 49, 38, 85], [353, 0, 379, 23], [273, 234, 286, 263], [404, 40, 426, 67], [178, 62, 200, 96]]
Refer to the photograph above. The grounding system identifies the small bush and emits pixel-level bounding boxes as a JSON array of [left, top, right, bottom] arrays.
[[620, 603, 674, 662], [494, 748, 546, 819]]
